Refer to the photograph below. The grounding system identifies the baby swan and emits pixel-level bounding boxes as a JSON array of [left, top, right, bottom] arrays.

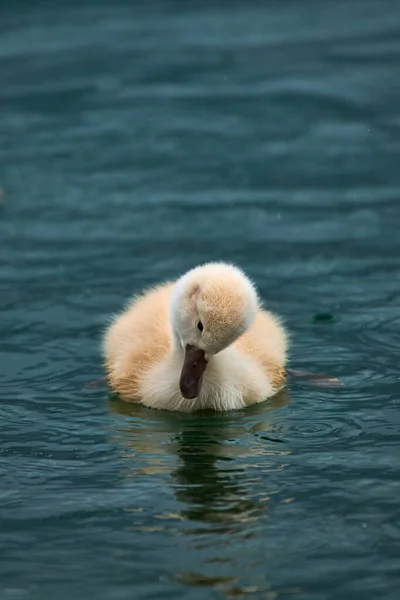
[[103, 263, 287, 412]]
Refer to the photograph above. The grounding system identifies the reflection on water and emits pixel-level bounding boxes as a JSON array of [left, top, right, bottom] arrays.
[[109, 394, 294, 595]]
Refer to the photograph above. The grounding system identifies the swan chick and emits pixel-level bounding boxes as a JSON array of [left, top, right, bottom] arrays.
[[103, 262, 287, 412]]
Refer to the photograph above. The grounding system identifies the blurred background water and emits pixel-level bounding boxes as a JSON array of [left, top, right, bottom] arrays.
[[1, 1, 400, 599]]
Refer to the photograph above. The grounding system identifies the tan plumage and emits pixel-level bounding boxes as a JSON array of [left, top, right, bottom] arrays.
[[103, 262, 288, 412]]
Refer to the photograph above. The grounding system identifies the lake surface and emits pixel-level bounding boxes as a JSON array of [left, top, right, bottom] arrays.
[[1, 0, 400, 598]]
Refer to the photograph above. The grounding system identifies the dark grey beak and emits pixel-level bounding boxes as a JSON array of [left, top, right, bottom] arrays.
[[179, 345, 207, 399]]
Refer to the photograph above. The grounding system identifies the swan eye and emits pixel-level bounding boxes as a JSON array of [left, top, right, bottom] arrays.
[[197, 321, 204, 332]]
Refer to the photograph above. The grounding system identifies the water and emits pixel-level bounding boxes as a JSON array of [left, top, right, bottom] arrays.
[[1, 0, 400, 598]]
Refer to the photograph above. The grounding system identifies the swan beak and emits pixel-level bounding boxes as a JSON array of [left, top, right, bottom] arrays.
[[179, 344, 207, 399]]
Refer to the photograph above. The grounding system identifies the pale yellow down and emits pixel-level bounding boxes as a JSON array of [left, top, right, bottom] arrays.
[[103, 262, 288, 412]]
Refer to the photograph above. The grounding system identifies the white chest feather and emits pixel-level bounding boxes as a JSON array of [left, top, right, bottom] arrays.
[[139, 347, 273, 412]]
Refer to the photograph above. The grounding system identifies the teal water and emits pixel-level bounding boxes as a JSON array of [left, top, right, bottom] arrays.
[[1, 1, 400, 599]]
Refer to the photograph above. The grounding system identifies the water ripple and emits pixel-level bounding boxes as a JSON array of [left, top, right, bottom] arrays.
[[273, 411, 365, 447]]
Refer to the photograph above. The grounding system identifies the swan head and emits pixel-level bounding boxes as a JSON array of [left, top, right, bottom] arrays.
[[170, 262, 259, 399]]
